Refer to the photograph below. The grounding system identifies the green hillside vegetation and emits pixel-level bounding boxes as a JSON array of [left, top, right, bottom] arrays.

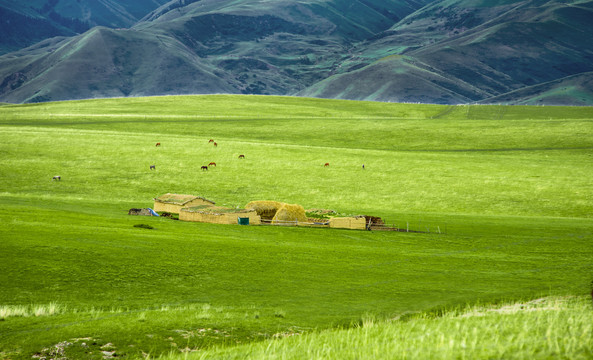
[[0, 27, 238, 103], [0, 95, 592, 359], [0, 4, 70, 54], [304, 0, 593, 104], [0, 0, 431, 103], [2, 0, 592, 105], [482, 72, 593, 106], [0, 0, 169, 55], [177, 296, 593, 360]]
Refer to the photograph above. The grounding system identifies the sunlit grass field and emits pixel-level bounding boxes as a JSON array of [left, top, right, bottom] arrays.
[[185, 296, 593, 360], [0, 95, 592, 359]]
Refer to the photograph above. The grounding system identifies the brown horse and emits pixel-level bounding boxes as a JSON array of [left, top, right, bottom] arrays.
[[150, 165, 156, 170], [238, 154, 245, 159], [213, 142, 217, 147], [324, 163, 330, 167], [156, 142, 161, 147], [208, 139, 214, 143], [208, 162, 216, 167], [201, 166, 208, 171]]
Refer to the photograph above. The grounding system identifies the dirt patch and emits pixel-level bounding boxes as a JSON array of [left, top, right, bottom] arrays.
[[159, 211, 178, 220], [32, 338, 116, 360], [364, 215, 384, 225], [128, 208, 152, 216]]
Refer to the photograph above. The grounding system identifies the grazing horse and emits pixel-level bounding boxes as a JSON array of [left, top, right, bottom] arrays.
[[201, 166, 208, 171], [52, 175, 61, 181], [213, 142, 217, 147], [238, 154, 245, 159], [208, 139, 214, 143], [156, 142, 161, 147], [324, 163, 330, 167], [208, 162, 216, 167], [150, 165, 156, 170]]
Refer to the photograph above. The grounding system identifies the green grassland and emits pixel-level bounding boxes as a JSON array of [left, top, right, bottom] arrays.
[[185, 296, 593, 360], [0, 95, 592, 359]]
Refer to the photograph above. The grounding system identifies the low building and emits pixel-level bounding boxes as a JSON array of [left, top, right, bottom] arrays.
[[329, 216, 367, 230], [180, 205, 261, 225], [153, 193, 215, 214]]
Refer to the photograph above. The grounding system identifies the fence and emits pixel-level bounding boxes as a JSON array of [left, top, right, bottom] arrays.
[[260, 218, 446, 234], [369, 219, 447, 234], [260, 219, 330, 227]]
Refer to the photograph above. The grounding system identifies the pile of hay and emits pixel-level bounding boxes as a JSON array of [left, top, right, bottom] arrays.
[[245, 201, 284, 220], [272, 203, 308, 223]]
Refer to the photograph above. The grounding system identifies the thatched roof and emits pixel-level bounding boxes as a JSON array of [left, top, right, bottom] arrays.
[[154, 193, 215, 205], [182, 205, 256, 215]]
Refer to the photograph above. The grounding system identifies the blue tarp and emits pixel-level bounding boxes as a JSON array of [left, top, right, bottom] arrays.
[[147, 208, 160, 217]]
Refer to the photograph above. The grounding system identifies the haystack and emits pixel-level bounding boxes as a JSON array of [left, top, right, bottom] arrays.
[[245, 200, 284, 220], [272, 203, 308, 223]]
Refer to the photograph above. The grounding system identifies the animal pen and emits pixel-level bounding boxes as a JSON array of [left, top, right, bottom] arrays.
[[149, 194, 417, 231], [245, 201, 367, 230]]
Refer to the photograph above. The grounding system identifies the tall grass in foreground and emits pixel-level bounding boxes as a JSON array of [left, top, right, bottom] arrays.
[[174, 296, 593, 360], [0, 302, 65, 319]]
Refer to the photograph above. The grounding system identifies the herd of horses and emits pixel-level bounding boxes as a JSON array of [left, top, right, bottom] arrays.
[[52, 139, 341, 181], [151, 140, 245, 172], [149, 140, 333, 172]]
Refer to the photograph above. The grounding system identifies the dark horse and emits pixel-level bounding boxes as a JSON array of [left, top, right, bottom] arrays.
[[201, 166, 208, 171], [324, 163, 330, 167], [52, 175, 61, 181], [208, 139, 214, 143], [156, 142, 161, 147], [150, 165, 156, 170], [238, 154, 245, 159]]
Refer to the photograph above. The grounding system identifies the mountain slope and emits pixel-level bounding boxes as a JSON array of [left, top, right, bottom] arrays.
[[1, 0, 592, 104], [0, 27, 235, 103], [0, 2, 75, 55], [0, 0, 432, 102], [299, 0, 593, 104], [480, 72, 593, 105], [0, 0, 169, 54]]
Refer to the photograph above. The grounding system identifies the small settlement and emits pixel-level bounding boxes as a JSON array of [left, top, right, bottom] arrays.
[[151, 193, 368, 230]]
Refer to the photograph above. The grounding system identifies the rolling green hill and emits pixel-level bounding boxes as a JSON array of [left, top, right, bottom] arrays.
[[0, 0, 432, 103], [0, 27, 235, 103], [300, 0, 593, 104], [0, 95, 592, 359], [0, 0, 593, 105], [479, 72, 593, 106]]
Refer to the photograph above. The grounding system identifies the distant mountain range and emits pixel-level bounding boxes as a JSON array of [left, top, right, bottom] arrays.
[[1, 0, 592, 105], [0, 0, 169, 54]]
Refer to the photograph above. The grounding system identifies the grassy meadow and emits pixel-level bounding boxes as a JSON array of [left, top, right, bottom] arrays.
[[0, 95, 592, 359], [184, 296, 593, 360]]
